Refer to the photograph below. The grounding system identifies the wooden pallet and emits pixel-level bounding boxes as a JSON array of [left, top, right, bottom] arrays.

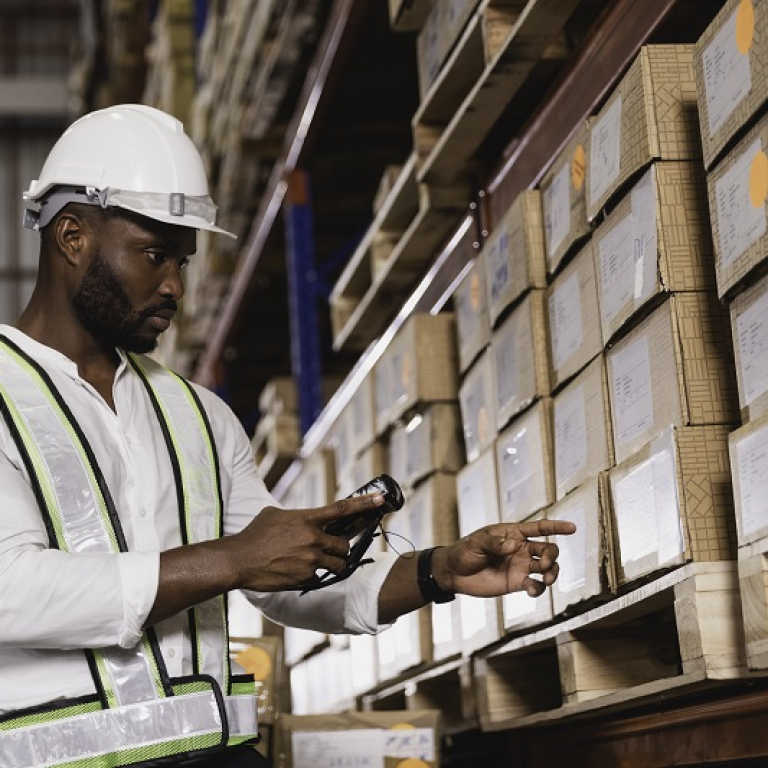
[[473, 562, 761, 731], [329, 154, 469, 351], [738, 539, 768, 671], [415, 0, 579, 188], [359, 656, 477, 736]]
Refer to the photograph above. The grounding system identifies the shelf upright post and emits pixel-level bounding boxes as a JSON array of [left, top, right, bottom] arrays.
[[284, 169, 323, 436]]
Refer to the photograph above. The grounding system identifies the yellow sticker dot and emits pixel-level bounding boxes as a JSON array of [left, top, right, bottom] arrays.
[[235, 646, 272, 681], [571, 144, 586, 192], [469, 273, 481, 311], [749, 150, 768, 208], [396, 760, 429, 768], [390, 723, 416, 730], [736, 0, 755, 55]]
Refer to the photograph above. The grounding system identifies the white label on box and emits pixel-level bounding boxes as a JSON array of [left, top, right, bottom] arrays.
[[293, 729, 386, 768], [549, 270, 584, 371], [630, 167, 658, 303], [383, 728, 436, 761], [405, 414, 428, 481], [716, 138, 767, 269], [599, 214, 634, 327], [460, 369, 490, 462], [556, 502, 587, 593], [735, 423, 768, 539], [460, 593, 489, 638], [486, 227, 512, 310], [589, 95, 622, 209], [702, 7, 752, 137], [737, 294, 768, 406], [503, 589, 536, 619], [555, 384, 588, 489], [614, 432, 682, 568], [612, 336, 654, 445], [545, 161, 571, 257], [407, 489, 434, 548], [457, 455, 498, 534], [432, 600, 454, 645], [494, 322, 518, 412], [498, 426, 532, 507]]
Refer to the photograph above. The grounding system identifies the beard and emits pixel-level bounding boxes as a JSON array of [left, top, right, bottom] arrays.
[[72, 249, 176, 354]]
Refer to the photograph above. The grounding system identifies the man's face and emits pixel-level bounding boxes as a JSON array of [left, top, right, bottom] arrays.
[[72, 212, 196, 353]]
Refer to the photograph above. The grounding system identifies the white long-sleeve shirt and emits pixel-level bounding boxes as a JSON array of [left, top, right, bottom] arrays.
[[0, 325, 397, 714]]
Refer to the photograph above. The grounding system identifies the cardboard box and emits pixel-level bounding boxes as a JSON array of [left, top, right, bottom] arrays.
[[288, 449, 336, 509], [282, 626, 327, 669], [501, 510, 554, 632], [553, 354, 614, 501], [417, 0, 481, 98], [456, 447, 503, 653], [430, 596, 463, 662], [349, 373, 378, 455], [729, 271, 768, 421], [608, 426, 735, 586], [458, 348, 497, 462], [495, 398, 555, 524], [606, 293, 739, 465], [694, 0, 768, 171], [231, 636, 288, 725], [541, 119, 592, 276], [547, 239, 602, 391], [482, 190, 547, 327], [258, 376, 297, 417], [349, 633, 379, 696], [707, 110, 768, 299], [389, 312, 459, 424], [388, 403, 465, 490], [454, 253, 492, 373], [289, 648, 353, 716], [729, 411, 768, 547], [593, 162, 715, 344], [275, 710, 442, 768], [587, 45, 700, 222], [549, 474, 615, 616], [491, 289, 551, 432], [376, 606, 433, 679]]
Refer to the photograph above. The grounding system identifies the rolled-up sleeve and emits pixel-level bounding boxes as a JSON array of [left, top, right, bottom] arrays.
[[209, 389, 398, 636]]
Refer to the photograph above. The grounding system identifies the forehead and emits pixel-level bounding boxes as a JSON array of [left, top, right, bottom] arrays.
[[102, 209, 197, 253]]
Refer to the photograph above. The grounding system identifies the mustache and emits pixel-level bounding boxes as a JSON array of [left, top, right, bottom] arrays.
[[138, 299, 178, 320]]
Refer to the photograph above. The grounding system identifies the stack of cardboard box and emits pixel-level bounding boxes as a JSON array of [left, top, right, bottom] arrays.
[[694, 0, 768, 672]]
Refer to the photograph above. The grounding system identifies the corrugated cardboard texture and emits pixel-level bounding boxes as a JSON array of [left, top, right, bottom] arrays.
[[541, 119, 592, 276], [606, 293, 739, 464], [550, 474, 613, 616], [502, 509, 554, 632], [707, 110, 768, 299], [553, 354, 614, 501], [389, 313, 459, 424], [454, 253, 492, 373], [608, 426, 735, 586], [593, 161, 715, 345], [483, 189, 547, 327], [459, 348, 498, 462], [275, 710, 441, 768], [729, 411, 768, 546], [587, 45, 700, 222], [729, 271, 768, 422], [547, 238, 603, 390], [492, 289, 552, 432], [495, 398, 555, 524], [694, 0, 768, 171]]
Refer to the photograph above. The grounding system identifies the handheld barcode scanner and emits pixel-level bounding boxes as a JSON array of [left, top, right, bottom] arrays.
[[298, 474, 404, 594]]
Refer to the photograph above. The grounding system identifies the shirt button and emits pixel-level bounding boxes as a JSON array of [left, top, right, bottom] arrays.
[[140, 508, 147, 518], [168, 648, 176, 659]]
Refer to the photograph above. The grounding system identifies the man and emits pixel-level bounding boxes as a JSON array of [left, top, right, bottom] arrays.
[[0, 104, 575, 767]]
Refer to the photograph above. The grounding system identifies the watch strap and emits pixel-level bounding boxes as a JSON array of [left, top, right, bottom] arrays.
[[417, 547, 456, 604]]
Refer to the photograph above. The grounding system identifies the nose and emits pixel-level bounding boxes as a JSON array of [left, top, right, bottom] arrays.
[[159, 263, 185, 301]]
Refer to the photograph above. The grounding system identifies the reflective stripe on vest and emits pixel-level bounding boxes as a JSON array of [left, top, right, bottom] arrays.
[[0, 338, 257, 765]]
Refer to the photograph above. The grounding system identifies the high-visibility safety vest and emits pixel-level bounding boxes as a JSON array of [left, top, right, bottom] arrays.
[[0, 335, 258, 767]]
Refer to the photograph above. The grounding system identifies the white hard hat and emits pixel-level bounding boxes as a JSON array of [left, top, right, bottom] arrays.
[[23, 103, 235, 238]]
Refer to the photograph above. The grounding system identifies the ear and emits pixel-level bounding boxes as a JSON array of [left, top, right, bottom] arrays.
[[52, 211, 95, 267]]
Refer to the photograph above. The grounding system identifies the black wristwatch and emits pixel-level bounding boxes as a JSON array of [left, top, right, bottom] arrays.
[[417, 547, 456, 604]]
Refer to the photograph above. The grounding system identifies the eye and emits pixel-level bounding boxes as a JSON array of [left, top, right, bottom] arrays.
[[145, 249, 167, 265], [179, 256, 190, 271]]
